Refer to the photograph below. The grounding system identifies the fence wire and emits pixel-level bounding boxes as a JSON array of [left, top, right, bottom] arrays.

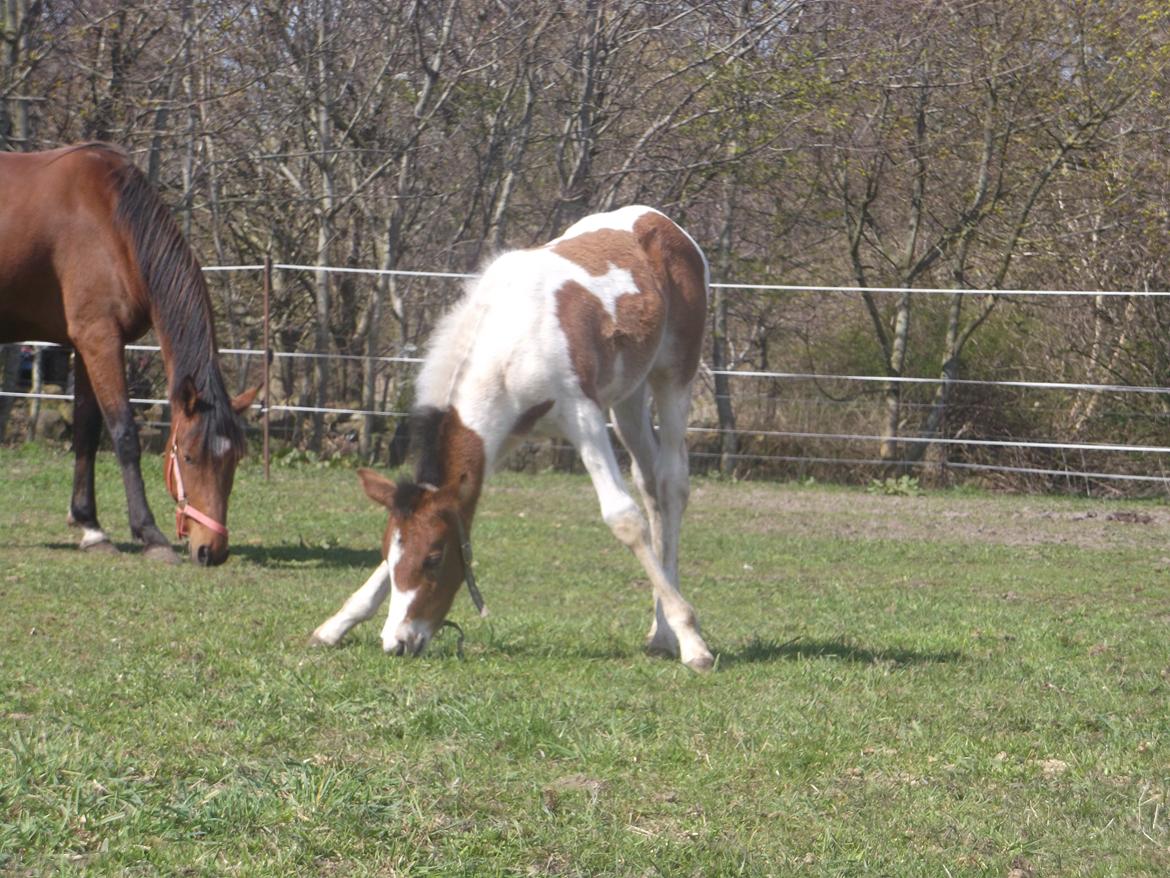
[[3, 263, 1169, 490]]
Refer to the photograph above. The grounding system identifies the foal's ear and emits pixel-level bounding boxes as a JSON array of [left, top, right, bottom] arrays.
[[357, 468, 398, 509], [178, 375, 202, 417], [231, 385, 262, 416]]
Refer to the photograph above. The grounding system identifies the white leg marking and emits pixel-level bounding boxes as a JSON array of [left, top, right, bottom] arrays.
[[79, 527, 111, 549], [310, 560, 390, 646]]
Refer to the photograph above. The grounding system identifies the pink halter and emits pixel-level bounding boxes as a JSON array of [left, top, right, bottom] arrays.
[[166, 443, 228, 539]]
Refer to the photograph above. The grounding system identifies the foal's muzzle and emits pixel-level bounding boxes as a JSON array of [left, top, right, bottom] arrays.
[[386, 632, 429, 657]]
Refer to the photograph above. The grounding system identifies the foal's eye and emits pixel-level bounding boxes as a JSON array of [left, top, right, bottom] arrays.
[[422, 550, 443, 570]]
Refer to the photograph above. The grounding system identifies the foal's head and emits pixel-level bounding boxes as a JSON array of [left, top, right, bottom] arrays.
[[164, 377, 258, 566], [358, 467, 472, 656]]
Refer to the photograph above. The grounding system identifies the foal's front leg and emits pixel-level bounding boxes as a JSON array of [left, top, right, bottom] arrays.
[[310, 561, 391, 646]]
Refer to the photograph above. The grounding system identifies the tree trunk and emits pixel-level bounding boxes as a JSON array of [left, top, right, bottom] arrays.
[[1, 0, 32, 150], [311, 0, 335, 453], [0, 345, 20, 441], [25, 345, 40, 440], [712, 163, 739, 475]]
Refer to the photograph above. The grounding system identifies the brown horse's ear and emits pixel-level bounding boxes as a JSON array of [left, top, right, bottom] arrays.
[[178, 375, 201, 417], [357, 468, 398, 510], [232, 385, 261, 415]]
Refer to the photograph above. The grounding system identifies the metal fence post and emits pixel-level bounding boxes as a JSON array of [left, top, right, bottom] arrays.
[[263, 255, 272, 481]]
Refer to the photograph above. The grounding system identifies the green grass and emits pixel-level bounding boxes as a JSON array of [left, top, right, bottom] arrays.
[[1, 443, 1168, 876]]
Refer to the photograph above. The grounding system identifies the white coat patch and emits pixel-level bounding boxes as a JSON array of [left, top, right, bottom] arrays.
[[211, 435, 234, 458], [381, 531, 427, 653]]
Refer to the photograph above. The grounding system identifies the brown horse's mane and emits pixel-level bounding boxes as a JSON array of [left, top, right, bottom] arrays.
[[95, 144, 244, 458]]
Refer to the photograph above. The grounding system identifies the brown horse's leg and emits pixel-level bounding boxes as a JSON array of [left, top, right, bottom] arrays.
[[67, 359, 118, 554], [71, 334, 179, 563]]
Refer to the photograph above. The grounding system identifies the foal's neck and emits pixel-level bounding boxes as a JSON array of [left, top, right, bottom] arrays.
[[431, 406, 488, 529]]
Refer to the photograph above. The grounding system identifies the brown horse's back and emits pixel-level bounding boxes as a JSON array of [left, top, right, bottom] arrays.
[[0, 145, 149, 346]]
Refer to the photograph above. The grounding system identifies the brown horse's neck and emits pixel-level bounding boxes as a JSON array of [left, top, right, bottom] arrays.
[[109, 155, 242, 454]]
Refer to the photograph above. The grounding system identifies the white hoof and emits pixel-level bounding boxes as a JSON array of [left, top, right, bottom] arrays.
[[309, 620, 344, 647]]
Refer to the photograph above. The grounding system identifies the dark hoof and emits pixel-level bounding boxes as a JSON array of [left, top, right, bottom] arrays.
[[81, 539, 120, 555], [143, 544, 181, 565]]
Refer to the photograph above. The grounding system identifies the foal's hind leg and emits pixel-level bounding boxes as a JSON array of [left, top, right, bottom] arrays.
[[611, 386, 669, 651], [564, 399, 712, 670], [611, 385, 663, 559], [66, 359, 117, 553], [70, 329, 177, 562], [642, 374, 700, 659]]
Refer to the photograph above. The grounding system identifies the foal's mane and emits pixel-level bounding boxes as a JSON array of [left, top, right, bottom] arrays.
[[413, 267, 501, 413], [386, 406, 452, 519], [99, 145, 244, 458]]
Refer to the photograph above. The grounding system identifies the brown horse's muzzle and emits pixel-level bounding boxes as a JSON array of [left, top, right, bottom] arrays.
[[190, 532, 229, 567], [167, 443, 230, 565]]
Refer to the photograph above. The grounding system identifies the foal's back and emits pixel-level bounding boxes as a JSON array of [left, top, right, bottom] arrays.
[[421, 207, 707, 419]]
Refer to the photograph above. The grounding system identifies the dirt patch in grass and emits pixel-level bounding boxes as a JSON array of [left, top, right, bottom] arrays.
[[690, 482, 1170, 552]]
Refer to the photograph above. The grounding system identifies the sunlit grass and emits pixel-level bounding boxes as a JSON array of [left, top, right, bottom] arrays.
[[1, 443, 1168, 875]]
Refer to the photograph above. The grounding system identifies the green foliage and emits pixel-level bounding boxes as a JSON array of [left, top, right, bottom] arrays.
[[1, 448, 1168, 875], [866, 475, 923, 497], [274, 447, 357, 470]]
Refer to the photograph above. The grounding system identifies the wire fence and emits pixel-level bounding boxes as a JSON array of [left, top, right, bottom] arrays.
[[4, 263, 1170, 493]]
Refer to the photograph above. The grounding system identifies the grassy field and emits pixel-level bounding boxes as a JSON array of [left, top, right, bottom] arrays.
[[1, 442, 1168, 876]]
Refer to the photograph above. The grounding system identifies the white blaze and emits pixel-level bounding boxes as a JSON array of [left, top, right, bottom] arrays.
[[380, 530, 431, 653]]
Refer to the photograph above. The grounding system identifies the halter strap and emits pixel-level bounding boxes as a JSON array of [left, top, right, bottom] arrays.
[[451, 511, 488, 618], [167, 443, 229, 539]]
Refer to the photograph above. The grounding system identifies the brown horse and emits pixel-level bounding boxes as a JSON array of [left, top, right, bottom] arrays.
[[313, 206, 714, 670], [0, 143, 257, 565]]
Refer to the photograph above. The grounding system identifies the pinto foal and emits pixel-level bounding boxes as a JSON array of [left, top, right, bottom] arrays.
[[312, 206, 714, 670]]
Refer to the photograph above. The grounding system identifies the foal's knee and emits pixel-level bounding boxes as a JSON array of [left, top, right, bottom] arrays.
[[604, 502, 649, 549]]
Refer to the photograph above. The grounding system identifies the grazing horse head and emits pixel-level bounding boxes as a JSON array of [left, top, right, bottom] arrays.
[[164, 376, 259, 566], [356, 467, 478, 656], [1, 144, 258, 566]]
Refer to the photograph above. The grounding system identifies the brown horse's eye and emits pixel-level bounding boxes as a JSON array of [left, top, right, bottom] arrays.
[[422, 550, 443, 570]]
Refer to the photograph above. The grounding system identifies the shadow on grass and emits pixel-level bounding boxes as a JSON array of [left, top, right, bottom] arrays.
[[38, 541, 379, 570], [717, 635, 963, 669], [304, 632, 963, 669], [230, 543, 378, 570], [41, 540, 150, 556]]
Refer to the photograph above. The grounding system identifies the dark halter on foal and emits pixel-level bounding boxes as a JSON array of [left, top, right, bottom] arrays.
[[165, 442, 228, 539], [453, 512, 488, 618]]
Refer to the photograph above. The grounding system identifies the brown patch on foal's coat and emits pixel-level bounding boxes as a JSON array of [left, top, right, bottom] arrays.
[[550, 213, 706, 405], [512, 399, 555, 436]]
